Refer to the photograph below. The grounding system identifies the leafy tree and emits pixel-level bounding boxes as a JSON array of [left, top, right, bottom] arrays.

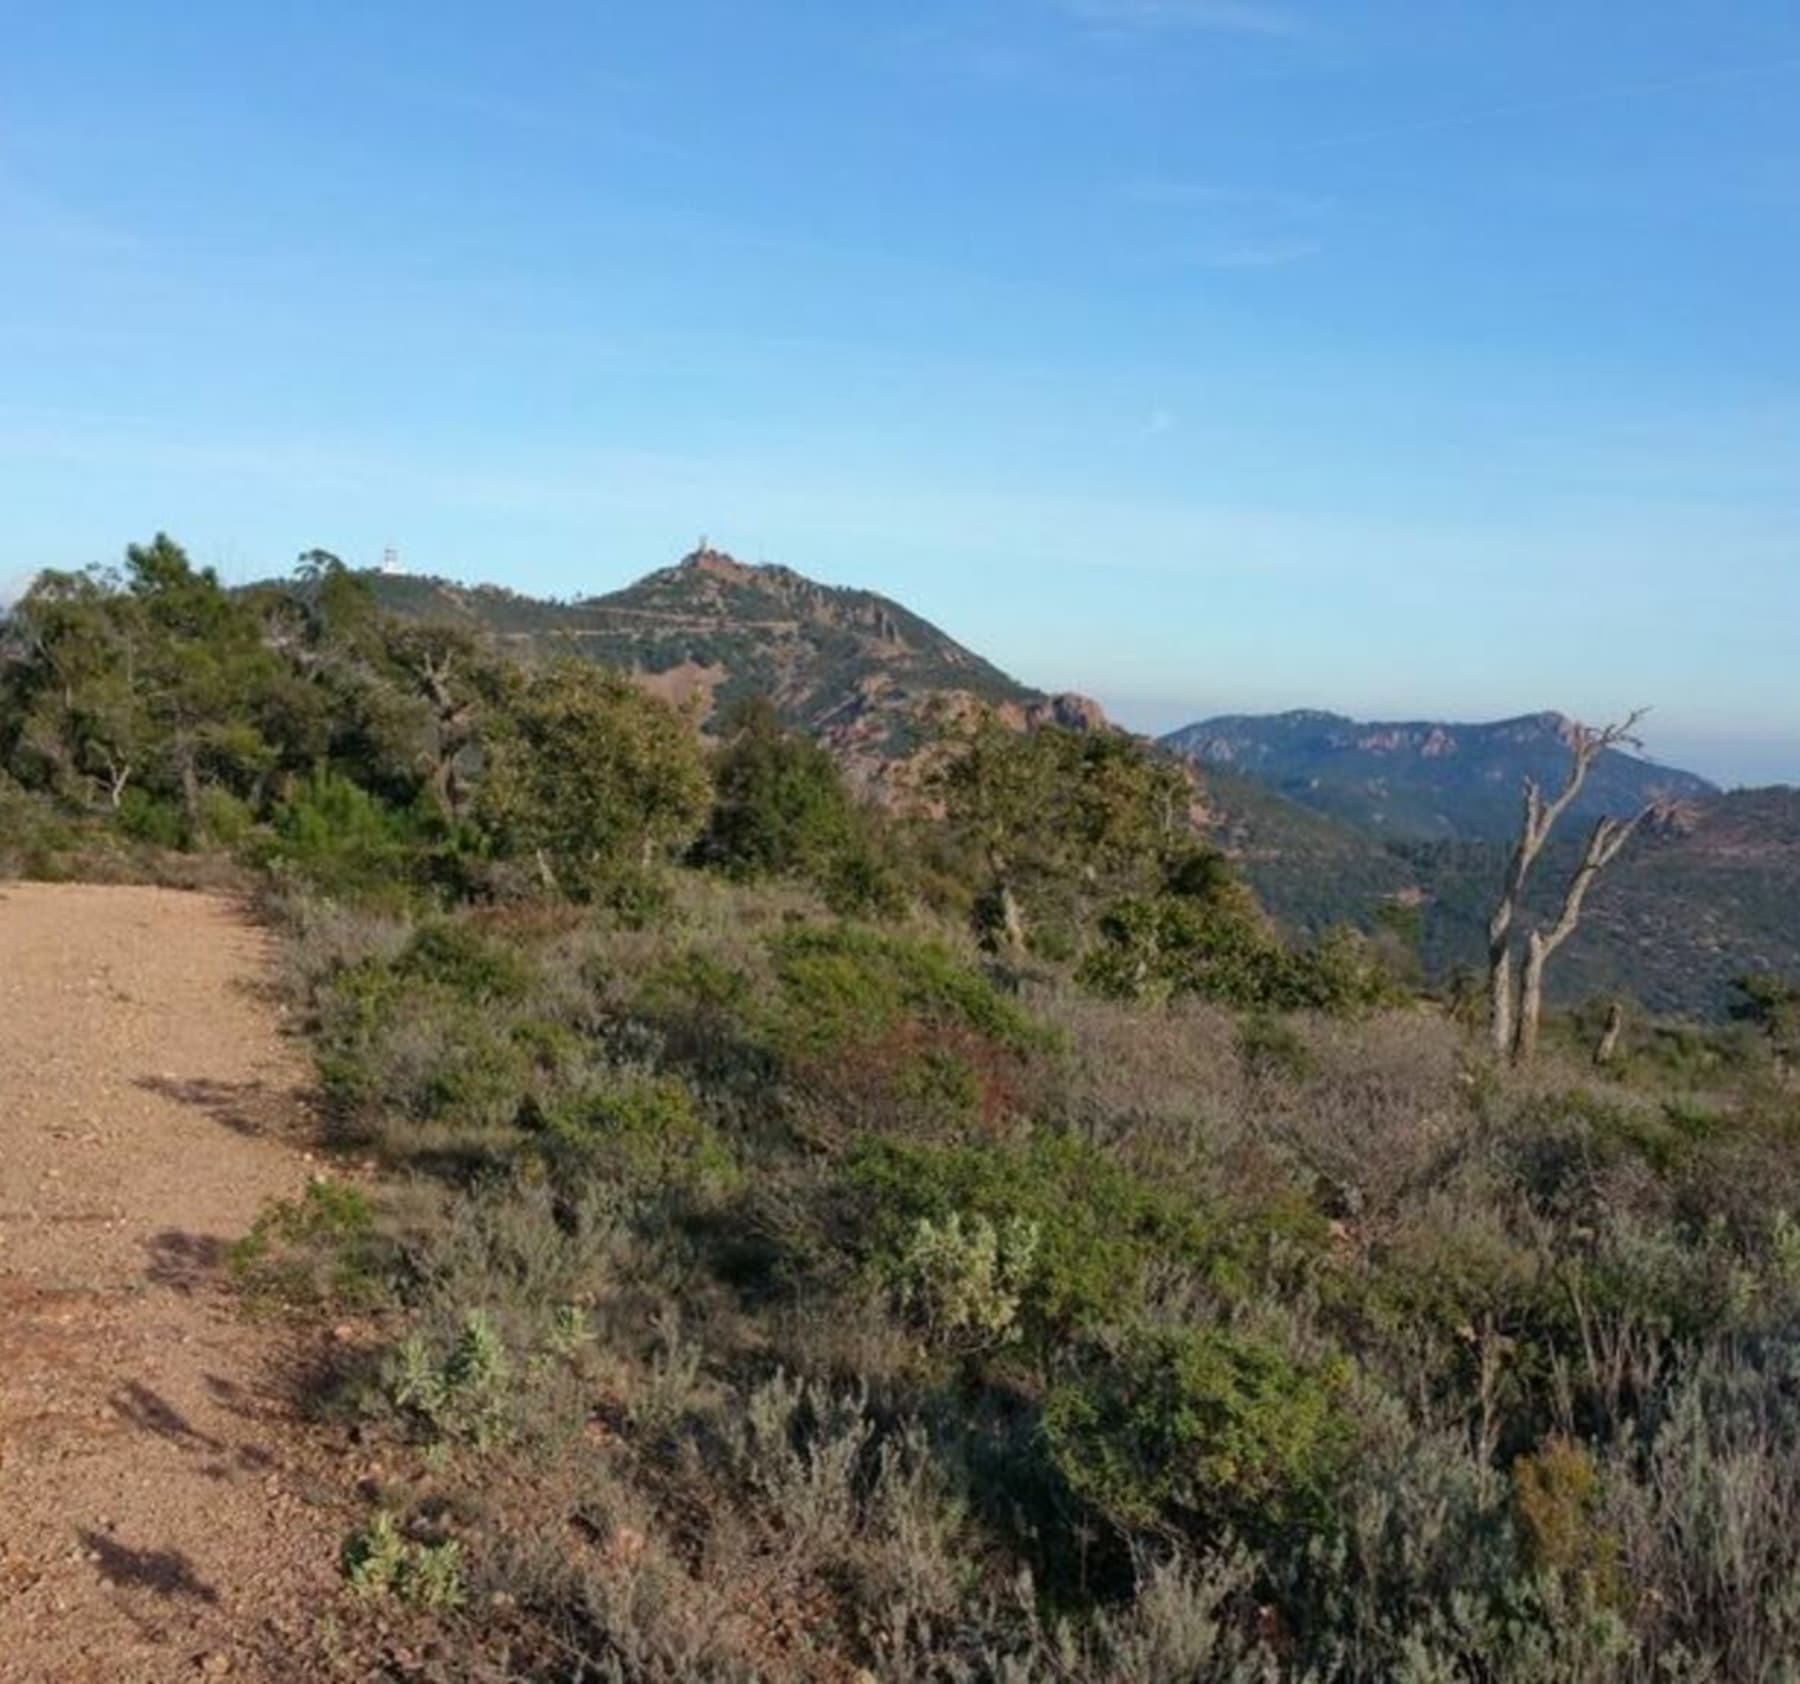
[[475, 660, 709, 899], [935, 715, 1190, 951], [251, 555, 514, 823], [1731, 973, 1800, 1071], [698, 695, 855, 880], [3, 566, 152, 808], [122, 535, 284, 828], [378, 620, 513, 822], [3, 536, 282, 834]]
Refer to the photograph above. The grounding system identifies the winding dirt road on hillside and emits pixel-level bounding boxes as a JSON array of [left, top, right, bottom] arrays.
[[0, 884, 344, 1682]]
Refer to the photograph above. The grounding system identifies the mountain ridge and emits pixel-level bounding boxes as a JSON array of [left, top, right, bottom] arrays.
[[363, 548, 1109, 794], [352, 549, 1795, 1018], [1162, 707, 1718, 842]]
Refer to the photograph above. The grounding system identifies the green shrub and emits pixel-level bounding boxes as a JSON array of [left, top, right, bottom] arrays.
[[1731, 972, 1800, 1063], [396, 918, 533, 1004], [343, 1510, 466, 1609], [850, 1133, 1237, 1340], [819, 838, 910, 920], [316, 964, 543, 1134], [768, 924, 1046, 1060], [116, 786, 188, 848], [0, 773, 73, 876], [265, 768, 420, 903], [1080, 895, 1396, 1015], [532, 1071, 736, 1195], [892, 1211, 1041, 1348], [388, 1309, 515, 1449], [1238, 1012, 1315, 1081], [895, 1045, 985, 1124], [1042, 1327, 1354, 1543], [1513, 1435, 1622, 1606], [228, 1180, 390, 1312], [311, 919, 570, 1139], [196, 785, 253, 845]]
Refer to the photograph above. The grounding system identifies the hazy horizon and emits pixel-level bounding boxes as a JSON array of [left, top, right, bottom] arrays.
[[3, 3, 1796, 786], [1, 535, 1791, 788]]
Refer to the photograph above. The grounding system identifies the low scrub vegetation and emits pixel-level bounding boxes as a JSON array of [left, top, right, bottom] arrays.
[[6, 537, 1800, 1680]]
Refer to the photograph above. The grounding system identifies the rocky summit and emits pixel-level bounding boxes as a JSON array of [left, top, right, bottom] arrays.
[[368, 547, 1109, 796]]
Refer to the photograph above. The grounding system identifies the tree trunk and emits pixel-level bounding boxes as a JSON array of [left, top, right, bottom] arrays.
[[1514, 931, 1548, 1064], [1481, 712, 1648, 1060], [1488, 944, 1514, 1059], [429, 754, 457, 822], [996, 880, 1026, 954], [177, 741, 202, 832], [1512, 810, 1646, 1065], [1593, 1001, 1625, 1069]]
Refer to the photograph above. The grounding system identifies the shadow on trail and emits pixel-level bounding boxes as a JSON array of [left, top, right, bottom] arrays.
[[134, 1074, 290, 1139], [142, 1228, 230, 1294], [110, 1380, 223, 1453], [77, 1529, 219, 1603]]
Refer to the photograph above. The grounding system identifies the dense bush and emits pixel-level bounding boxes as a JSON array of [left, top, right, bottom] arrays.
[[1080, 890, 1397, 1013], [475, 659, 712, 901], [0, 770, 71, 876], [767, 923, 1047, 1060], [697, 695, 857, 881], [1042, 1326, 1354, 1543], [263, 768, 425, 903], [850, 1131, 1226, 1340]]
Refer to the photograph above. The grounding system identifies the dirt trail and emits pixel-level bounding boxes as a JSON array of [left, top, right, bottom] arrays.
[[0, 883, 344, 1682]]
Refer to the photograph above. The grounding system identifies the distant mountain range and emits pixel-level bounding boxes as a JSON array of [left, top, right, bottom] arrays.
[[361, 551, 1797, 1018], [1159, 712, 1800, 1013], [1162, 709, 1717, 842]]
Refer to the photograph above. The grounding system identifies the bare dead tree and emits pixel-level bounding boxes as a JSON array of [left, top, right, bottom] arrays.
[[1486, 710, 1650, 1061], [1592, 999, 1626, 1069], [1513, 808, 1650, 1062]]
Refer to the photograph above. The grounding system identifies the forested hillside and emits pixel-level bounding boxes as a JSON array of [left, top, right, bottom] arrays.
[[1171, 722, 1798, 1019]]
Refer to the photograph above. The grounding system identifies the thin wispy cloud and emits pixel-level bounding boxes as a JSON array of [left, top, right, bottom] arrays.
[[1124, 179, 1331, 217], [1192, 237, 1321, 269], [1058, 0, 1302, 39], [1120, 179, 1331, 271], [1293, 52, 1800, 153]]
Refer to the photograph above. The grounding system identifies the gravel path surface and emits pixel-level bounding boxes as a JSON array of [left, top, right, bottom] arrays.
[[0, 883, 345, 1682]]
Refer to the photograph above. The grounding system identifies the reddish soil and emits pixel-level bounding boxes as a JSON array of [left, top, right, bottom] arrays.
[[0, 884, 349, 1682]]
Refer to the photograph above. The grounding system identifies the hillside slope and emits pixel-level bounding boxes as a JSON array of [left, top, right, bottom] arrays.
[[363, 556, 1793, 1019], [1163, 709, 1716, 841], [1536, 786, 1800, 1015], [1191, 763, 1418, 933], [368, 548, 1107, 791]]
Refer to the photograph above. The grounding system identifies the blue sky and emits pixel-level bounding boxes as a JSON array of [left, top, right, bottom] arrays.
[[2, 1, 1796, 784]]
